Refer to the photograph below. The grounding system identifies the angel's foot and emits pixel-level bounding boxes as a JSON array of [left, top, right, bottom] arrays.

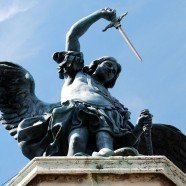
[[73, 152, 90, 156], [92, 148, 114, 157], [113, 147, 139, 156]]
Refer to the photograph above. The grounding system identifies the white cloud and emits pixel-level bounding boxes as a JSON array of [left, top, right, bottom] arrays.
[[0, 0, 43, 62], [0, 0, 37, 22]]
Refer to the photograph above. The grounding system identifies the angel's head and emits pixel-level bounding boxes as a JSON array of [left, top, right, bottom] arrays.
[[83, 56, 121, 88], [53, 51, 121, 88]]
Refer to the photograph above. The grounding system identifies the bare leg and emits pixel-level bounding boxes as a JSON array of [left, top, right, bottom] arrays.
[[94, 131, 114, 157], [67, 127, 88, 156]]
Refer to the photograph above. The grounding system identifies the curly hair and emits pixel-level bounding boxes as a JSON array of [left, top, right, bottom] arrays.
[[83, 56, 121, 88], [53, 52, 121, 88]]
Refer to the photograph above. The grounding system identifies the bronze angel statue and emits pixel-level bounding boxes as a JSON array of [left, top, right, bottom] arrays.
[[0, 8, 185, 173]]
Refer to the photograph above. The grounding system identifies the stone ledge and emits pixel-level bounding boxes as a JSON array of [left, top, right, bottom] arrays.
[[8, 156, 185, 186]]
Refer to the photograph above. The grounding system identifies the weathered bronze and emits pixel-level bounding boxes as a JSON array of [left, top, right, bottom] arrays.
[[0, 8, 185, 173]]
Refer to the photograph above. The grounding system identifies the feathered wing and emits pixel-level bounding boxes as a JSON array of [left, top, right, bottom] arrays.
[[0, 62, 60, 140], [138, 124, 186, 173]]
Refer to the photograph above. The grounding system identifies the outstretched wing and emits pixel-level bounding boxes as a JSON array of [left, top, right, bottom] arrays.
[[0, 62, 60, 140], [138, 124, 186, 173]]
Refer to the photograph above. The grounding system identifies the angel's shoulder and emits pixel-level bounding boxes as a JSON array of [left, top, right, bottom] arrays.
[[63, 71, 87, 86], [53, 51, 84, 79]]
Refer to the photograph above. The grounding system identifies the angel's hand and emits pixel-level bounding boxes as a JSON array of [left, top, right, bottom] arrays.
[[101, 8, 116, 21], [136, 109, 153, 128]]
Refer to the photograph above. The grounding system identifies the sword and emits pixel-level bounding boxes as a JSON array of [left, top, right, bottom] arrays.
[[103, 11, 142, 62], [140, 109, 153, 155]]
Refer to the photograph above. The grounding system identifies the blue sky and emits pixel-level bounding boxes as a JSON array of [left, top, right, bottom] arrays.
[[0, 0, 186, 184]]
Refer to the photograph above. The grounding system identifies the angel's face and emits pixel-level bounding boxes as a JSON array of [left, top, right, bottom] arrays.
[[93, 60, 118, 84]]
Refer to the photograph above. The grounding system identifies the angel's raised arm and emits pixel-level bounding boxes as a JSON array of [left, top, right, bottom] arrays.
[[53, 9, 116, 79], [65, 8, 116, 52]]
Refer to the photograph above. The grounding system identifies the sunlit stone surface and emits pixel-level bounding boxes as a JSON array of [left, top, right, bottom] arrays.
[[9, 156, 185, 186]]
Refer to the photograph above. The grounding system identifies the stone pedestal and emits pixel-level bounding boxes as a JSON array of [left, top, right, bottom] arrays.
[[8, 156, 185, 186]]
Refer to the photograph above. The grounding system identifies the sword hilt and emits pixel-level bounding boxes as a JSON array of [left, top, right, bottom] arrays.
[[141, 109, 153, 155], [102, 12, 128, 32], [141, 109, 153, 130]]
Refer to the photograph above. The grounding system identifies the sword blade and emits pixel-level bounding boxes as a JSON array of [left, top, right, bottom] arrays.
[[118, 26, 142, 62]]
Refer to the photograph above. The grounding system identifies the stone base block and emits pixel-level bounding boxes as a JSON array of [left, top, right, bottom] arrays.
[[8, 156, 185, 186]]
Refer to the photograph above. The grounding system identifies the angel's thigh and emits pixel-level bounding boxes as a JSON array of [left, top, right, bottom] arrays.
[[96, 131, 113, 151], [67, 127, 88, 155]]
